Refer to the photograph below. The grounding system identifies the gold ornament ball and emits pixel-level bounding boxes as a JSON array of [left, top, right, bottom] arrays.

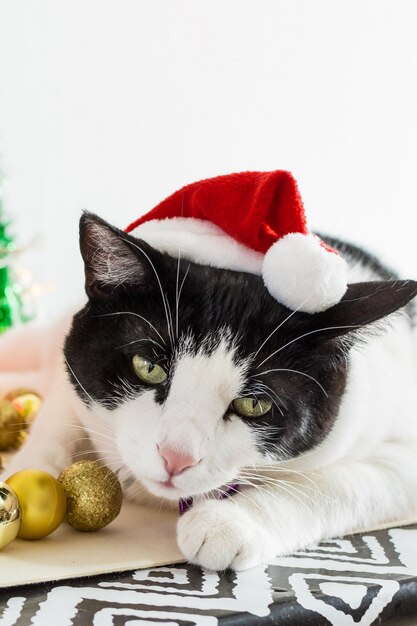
[[10, 393, 42, 423], [0, 400, 27, 451], [58, 461, 122, 532], [4, 387, 42, 402], [0, 482, 22, 549], [6, 469, 67, 540]]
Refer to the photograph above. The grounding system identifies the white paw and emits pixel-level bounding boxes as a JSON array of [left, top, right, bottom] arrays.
[[177, 499, 274, 571]]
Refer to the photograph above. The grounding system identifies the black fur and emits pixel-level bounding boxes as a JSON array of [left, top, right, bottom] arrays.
[[64, 214, 417, 461]]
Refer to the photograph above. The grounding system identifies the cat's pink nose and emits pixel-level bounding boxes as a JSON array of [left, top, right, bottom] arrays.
[[158, 444, 200, 476]]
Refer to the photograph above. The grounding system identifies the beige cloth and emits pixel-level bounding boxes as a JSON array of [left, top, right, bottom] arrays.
[[1, 500, 184, 588]]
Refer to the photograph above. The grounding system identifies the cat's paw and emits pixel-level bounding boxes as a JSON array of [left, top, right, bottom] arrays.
[[177, 499, 274, 571]]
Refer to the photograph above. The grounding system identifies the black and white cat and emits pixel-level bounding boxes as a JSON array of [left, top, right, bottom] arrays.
[[2, 213, 417, 571]]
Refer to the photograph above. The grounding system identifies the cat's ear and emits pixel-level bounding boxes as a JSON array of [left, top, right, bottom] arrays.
[[308, 280, 417, 339], [79, 212, 160, 299]]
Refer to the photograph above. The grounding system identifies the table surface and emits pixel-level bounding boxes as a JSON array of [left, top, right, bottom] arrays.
[[2, 523, 417, 626]]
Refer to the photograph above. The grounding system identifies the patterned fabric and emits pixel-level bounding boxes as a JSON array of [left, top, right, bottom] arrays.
[[1, 524, 417, 625]]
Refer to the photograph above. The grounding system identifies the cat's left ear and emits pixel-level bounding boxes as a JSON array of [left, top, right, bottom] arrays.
[[309, 279, 417, 339], [79, 212, 161, 299]]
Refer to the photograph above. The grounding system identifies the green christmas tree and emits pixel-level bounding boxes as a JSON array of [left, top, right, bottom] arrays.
[[0, 174, 30, 333]]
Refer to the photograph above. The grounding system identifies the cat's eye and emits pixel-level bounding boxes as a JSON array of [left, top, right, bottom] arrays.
[[231, 397, 272, 418], [132, 355, 167, 385]]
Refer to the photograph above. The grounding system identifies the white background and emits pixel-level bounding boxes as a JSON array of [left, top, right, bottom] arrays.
[[0, 1, 416, 321]]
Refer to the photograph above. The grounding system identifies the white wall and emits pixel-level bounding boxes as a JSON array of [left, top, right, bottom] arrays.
[[0, 0, 416, 320]]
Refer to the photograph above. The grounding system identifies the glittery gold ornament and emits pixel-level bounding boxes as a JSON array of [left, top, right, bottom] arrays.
[[4, 387, 41, 402], [0, 482, 22, 549], [58, 461, 122, 532], [10, 393, 42, 423], [6, 469, 67, 540], [0, 400, 27, 451]]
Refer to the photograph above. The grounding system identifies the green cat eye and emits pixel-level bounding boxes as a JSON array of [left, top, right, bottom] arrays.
[[232, 397, 272, 418], [132, 355, 167, 385]]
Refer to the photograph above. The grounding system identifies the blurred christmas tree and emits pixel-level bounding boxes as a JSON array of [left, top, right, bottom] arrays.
[[0, 173, 32, 333]]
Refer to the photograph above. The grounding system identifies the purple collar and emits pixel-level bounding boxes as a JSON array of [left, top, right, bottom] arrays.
[[179, 483, 240, 515]]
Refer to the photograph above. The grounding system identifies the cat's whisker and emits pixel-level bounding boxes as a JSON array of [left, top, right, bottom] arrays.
[[102, 463, 125, 490], [126, 484, 147, 498], [124, 239, 176, 350], [213, 487, 239, 508], [157, 495, 166, 514], [93, 311, 167, 348], [175, 248, 181, 340], [70, 452, 122, 464], [249, 382, 285, 416], [123, 478, 144, 492], [255, 479, 334, 525], [251, 367, 328, 397], [248, 462, 324, 483], [64, 357, 97, 406], [164, 290, 176, 350], [239, 471, 336, 506], [69, 446, 120, 456], [258, 431, 349, 468], [243, 461, 329, 495], [253, 294, 313, 359], [67, 442, 117, 455], [115, 337, 165, 352], [220, 484, 265, 515], [246, 464, 343, 505], [236, 475, 316, 518], [62, 423, 116, 443], [63, 420, 114, 435], [257, 324, 361, 369], [110, 377, 139, 404], [251, 381, 287, 411], [177, 264, 190, 315]]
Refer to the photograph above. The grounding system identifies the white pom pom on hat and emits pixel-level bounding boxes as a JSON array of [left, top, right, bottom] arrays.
[[126, 170, 348, 313], [263, 233, 348, 313]]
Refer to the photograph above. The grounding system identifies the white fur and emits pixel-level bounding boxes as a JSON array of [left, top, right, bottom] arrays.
[[2, 258, 417, 572], [131, 218, 264, 274], [263, 233, 348, 313], [89, 222, 144, 287], [132, 220, 348, 313]]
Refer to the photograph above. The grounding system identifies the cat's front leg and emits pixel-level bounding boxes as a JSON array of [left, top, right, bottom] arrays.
[[178, 442, 417, 571], [177, 487, 312, 571]]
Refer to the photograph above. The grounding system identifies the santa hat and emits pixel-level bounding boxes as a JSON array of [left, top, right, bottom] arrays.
[[125, 170, 347, 313]]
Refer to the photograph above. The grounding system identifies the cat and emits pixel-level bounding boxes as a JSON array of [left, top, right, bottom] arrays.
[[2, 211, 417, 572]]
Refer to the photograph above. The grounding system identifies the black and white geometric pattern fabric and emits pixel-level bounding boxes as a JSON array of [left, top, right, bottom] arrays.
[[1, 524, 417, 625]]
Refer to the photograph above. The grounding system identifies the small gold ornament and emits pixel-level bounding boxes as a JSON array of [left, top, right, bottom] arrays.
[[0, 482, 22, 549], [58, 461, 122, 532], [10, 393, 42, 423], [0, 400, 27, 451], [4, 387, 42, 402], [6, 469, 67, 540]]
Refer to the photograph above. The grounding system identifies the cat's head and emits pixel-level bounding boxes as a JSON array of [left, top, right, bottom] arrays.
[[63, 213, 417, 501]]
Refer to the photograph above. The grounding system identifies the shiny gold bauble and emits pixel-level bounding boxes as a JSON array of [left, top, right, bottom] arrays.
[[0, 400, 27, 451], [58, 461, 122, 532], [6, 469, 67, 540], [0, 482, 22, 549]]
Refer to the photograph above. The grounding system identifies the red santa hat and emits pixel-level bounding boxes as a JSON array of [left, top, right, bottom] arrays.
[[125, 170, 348, 313]]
